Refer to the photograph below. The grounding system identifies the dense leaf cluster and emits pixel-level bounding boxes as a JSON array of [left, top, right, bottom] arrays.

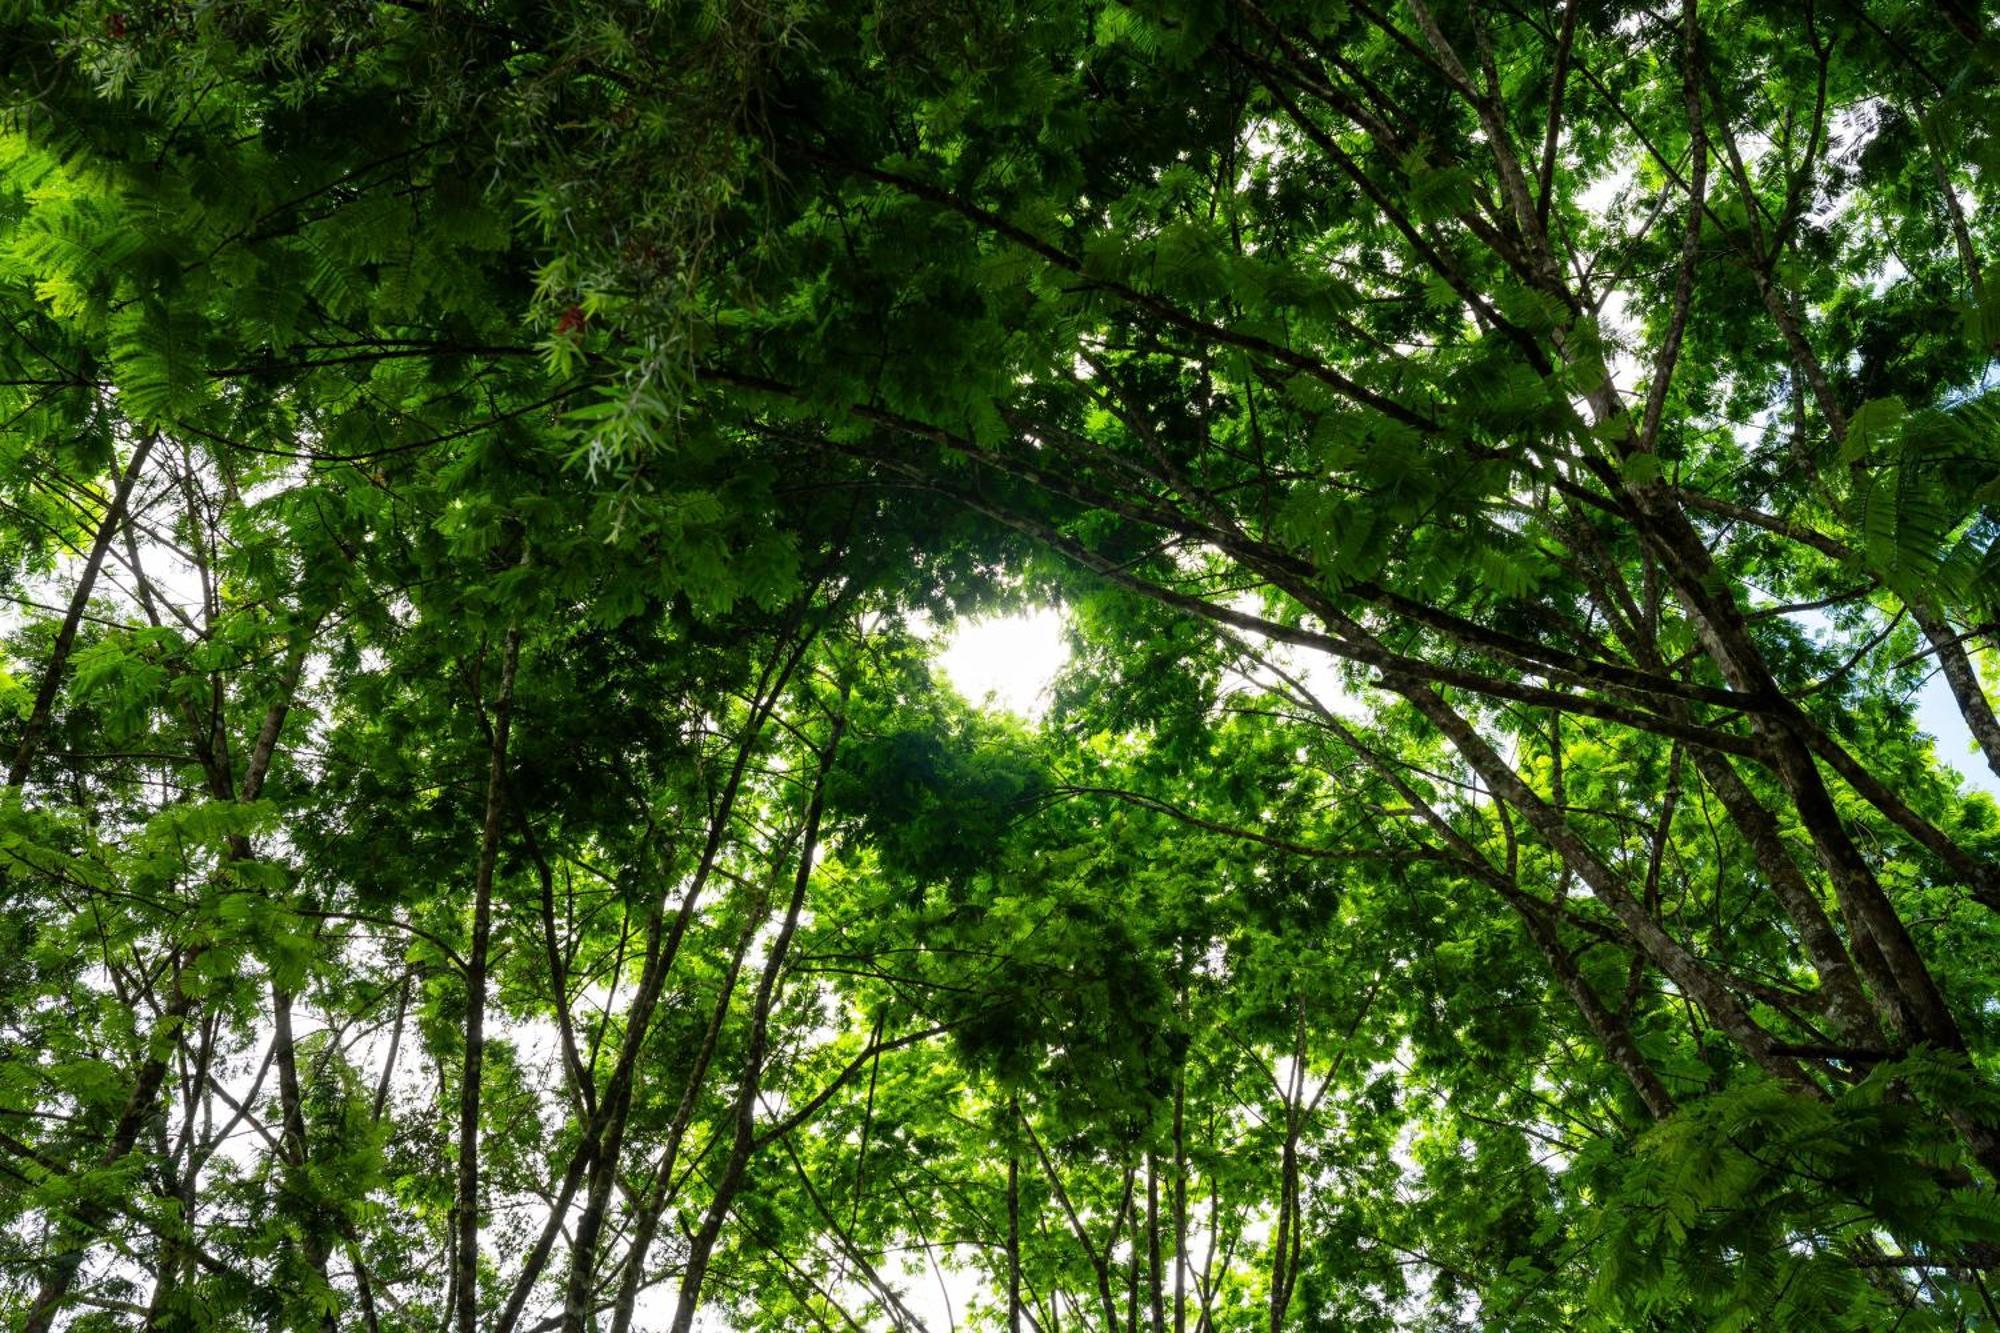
[[4, 0, 2000, 1330]]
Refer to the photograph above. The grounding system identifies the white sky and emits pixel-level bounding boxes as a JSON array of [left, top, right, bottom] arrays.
[[1921, 671, 2000, 798], [933, 605, 1071, 718]]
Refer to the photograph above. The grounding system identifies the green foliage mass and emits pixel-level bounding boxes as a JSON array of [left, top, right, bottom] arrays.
[[4, 1, 2000, 1330]]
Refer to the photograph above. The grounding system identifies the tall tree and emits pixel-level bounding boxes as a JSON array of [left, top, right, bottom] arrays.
[[5, 1, 2000, 1330]]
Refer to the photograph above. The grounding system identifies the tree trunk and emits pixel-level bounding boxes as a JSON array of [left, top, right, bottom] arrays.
[[1907, 597, 2000, 783], [1009, 1104, 1023, 1333], [546, 629, 815, 1333], [452, 627, 521, 1333], [8, 434, 155, 788], [1146, 1152, 1164, 1333], [666, 679, 849, 1333]]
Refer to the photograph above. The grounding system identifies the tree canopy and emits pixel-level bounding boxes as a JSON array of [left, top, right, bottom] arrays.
[[3, 0, 2000, 1328]]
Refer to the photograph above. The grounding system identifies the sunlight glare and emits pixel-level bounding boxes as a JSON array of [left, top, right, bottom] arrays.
[[934, 607, 1070, 718]]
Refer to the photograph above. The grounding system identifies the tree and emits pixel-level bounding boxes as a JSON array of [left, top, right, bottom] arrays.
[[5, 0, 2000, 1329]]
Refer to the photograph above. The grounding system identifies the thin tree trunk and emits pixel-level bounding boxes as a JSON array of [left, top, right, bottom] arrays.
[[8, 434, 155, 788], [348, 1238, 384, 1333], [1127, 1190, 1141, 1333], [452, 627, 521, 1333], [1567, 549, 1885, 1045], [542, 628, 815, 1333], [273, 983, 338, 1332], [372, 970, 412, 1122], [22, 982, 190, 1333], [1023, 1115, 1121, 1333], [1009, 1109, 1023, 1333], [1172, 976, 1188, 1333], [1520, 906, 1676, 1119], [1686, 747, 1892, 1041], [22, 602, 311, 1333], [1907, 597, 2000, 782], [665, 677, 850, 1333], [1269, 1004, 1307, 1331], [1381, 661, 1811, 1088], [603, 907, 763, 1333], [1923, 129, 1985, 307], [1146, 1152, 1164, 1333]]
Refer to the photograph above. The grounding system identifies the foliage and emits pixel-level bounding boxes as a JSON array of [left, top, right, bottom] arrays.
[[4, 1, 2000, 1330]]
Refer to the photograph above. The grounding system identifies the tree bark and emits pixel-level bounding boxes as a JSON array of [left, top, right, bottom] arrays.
[[452, 627, 521, 1333], [1907, 597, 2000, 783], [1010, 1102, 1023, 1333], [1146, 1152, 1164, 1333]]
